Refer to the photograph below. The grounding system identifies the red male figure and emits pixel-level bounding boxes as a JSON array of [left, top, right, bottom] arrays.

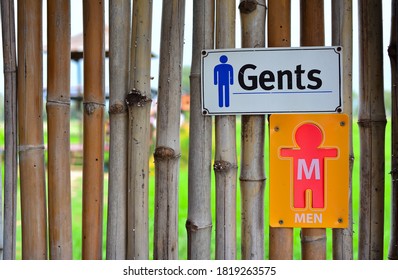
[[280, 123, 338, 209]]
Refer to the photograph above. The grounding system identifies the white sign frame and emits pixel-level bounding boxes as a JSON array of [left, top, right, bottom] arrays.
[[201, 46, 343, 115]]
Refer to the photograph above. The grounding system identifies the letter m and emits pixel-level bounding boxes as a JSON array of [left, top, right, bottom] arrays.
[[297, 158, 320, 180]]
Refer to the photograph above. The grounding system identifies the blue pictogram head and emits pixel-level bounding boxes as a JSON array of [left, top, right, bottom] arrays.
[[219, 55, 228, 63]]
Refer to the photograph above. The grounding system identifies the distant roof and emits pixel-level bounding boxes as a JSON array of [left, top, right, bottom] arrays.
[[45, 25, 156, 61], [70, 26, 110, 60]]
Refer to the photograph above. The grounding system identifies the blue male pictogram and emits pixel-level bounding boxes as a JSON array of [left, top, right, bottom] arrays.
[[214, 55, 234, 107]]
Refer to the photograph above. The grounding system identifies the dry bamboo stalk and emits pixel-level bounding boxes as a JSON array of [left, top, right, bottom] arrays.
[[47, 0, 72, 260], [358, 0, 386, 260], [0, 0, 17, 260], [0, 166, 3, 259], [126, 0, 152, 260], [332, 0, 354, 260], [389, 0, 398, 260], [239, 0, 266, 260], [267, 0, 293, 260], [82, 0, 105, 260], [214, 0, 237, 260], [107, 0, 130, 260], [300, 0, 324, 47], [186, 0, 214, 260], [300, 0, 326, 260], [17, 0, 47, 259], [154, 0, 185, 260]]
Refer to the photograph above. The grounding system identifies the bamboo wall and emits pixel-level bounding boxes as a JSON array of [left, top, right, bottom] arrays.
[[0, 0, 396, 260]]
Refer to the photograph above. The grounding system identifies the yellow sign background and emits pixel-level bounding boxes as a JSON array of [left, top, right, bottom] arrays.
[[269, 114, 349, 228]]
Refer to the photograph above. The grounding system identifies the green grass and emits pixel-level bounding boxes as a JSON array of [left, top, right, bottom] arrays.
[[2, 116, 394, 259]]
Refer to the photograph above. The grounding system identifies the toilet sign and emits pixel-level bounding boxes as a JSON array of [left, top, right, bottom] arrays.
[[201, 46, 342, 115], [269, 114, 349, 228]]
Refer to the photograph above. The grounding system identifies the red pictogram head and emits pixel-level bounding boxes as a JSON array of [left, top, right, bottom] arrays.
[[295, 123, 323, 149]]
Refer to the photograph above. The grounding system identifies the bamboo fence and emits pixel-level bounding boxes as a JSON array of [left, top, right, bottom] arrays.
[[358, 0, 386, 260], [0, 166, 3, 260], [46, 0, 72, 260], [332, 0, 354, 260], [106, 0, 130, 260], [267, 0, 293, 260], [239, 0, 266, 260], [0, 0, 17, 260], [82, 0, 105, 260], [126, 0, 152, 260], [186, 0, 214, 260], [17, 0, 48, 260], [154, 0, 185, 260], [214, 0, 237, 260], [0, 0, 394, 261], [299, 0, 327, 260], [389, 0, 398, 260]]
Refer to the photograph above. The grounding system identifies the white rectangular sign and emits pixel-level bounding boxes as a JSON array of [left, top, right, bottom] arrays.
[[201, 47, 342, 115]]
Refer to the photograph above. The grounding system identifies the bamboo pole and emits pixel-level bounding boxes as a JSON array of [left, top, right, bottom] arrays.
[[214, 0, 237, 260], [358, 0, 386, 260], [126, 0, 152, 260], [238, 0, 266, 260], [0, 0, 17, 260], [1, 166, 3, 259], [389, 0, 398, 260], [332, 0, 354, 260], [300, 0, 326, 260], [47, 0, 72, 260], [186, 0, 214, 260], [82, 0, 105, 260], [154, 0, 185, 260], [267, 0, 293, 260], [17, 0, 47, 259], [107, 0, 130, 260]]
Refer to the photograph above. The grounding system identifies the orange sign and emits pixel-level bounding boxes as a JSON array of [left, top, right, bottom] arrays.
[[269, 114, 349, 228]]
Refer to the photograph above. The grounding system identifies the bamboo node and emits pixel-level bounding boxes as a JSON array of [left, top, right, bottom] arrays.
[[238, 0, 266, 14], [47, 99, 70, 106], [189, 73, 200, 79], [239, 177, 266, 182], [357, 118, 387, 128], [109, 102, 126, 114], [83, 102, 104, 115], [300, 233, 327, 244], [185, 220, 212, 232], [213, 160, 238, 172], [126, 89, 152, 108], [18, 144, 45, 152], [388, 44, 396, 60], [390, 168, 398, 182], [3, 68, 17, 74], [154, 146, 180, 161]]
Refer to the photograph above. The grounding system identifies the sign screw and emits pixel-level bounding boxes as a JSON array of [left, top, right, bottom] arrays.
[[274, 126, 280, 132], [278, 219, 284, 225], [340, 121, 345, 126], [338, 218, 343, 223]]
